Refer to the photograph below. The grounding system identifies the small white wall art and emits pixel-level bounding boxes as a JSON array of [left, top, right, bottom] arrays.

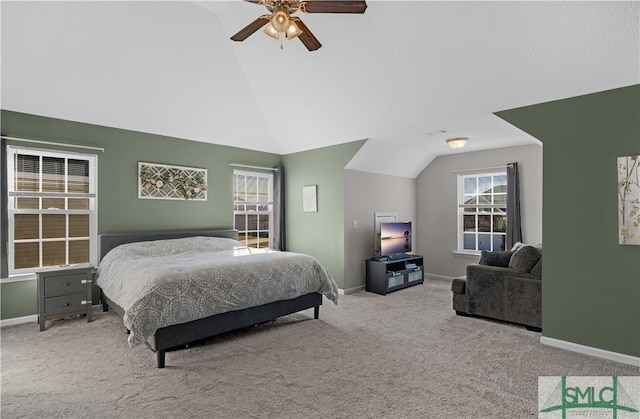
[[138, 162, 207, 201], [618, 155, 639, 245], [303, 185, 317, 212]]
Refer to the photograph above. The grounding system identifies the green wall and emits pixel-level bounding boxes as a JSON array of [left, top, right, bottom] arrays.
[[1, 110, 281, 233], [1, 280, 37, 319], [1, 110, 281, 319], [497, 85, 640, 357], [282, 140, 365, 289]]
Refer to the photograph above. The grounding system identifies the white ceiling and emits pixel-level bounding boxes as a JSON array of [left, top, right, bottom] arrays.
[[2, 1, 638, 178]]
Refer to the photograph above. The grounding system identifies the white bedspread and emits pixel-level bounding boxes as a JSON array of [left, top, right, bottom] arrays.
[[96, 236, 338, 346]]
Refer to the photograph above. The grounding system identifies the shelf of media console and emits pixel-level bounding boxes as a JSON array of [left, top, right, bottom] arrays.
[[365, 254, 424, 295]]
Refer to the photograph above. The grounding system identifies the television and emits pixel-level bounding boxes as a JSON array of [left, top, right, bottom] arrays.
[[380, 221, 412, 257]]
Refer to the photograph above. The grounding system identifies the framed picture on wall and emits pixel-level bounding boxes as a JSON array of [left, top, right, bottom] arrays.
[[303, 185, 317, 212], [618, 155, 639, 245], [138, 162, 207, 201]]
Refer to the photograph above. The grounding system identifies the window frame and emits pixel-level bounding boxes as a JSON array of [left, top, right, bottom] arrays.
[[232, 169, 274, 249], [457, 170, 507, 254], [5, 146, 98, 278]]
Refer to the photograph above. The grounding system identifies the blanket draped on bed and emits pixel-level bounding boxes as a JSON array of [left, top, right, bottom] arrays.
[[96, 237, 339, 346]]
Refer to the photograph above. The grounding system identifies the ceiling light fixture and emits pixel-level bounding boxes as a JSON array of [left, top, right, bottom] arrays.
[[285, 20, 302, 39], [271, 4, 290, 32], [446, 137, 469, 149], [263, 23, 280, 39], [262, 3, 301, 48]]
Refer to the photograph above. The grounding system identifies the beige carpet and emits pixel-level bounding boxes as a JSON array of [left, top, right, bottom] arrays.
[[1, 278, 638, 418]]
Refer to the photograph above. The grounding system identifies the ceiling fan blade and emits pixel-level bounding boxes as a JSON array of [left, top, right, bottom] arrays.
[[230, 16, 270, 42], [243, 0, 261, 3], [299, 1, 367, 14], [291, 18, 322, 51]]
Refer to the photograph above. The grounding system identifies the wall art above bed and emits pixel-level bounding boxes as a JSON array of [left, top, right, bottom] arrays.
[[138, 162, 207, 201]]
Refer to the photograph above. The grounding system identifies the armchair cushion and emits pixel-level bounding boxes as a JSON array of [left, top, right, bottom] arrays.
[[529, 258, 542, 277], [508, 245, 542, 273], [479, 250, 513, 267]]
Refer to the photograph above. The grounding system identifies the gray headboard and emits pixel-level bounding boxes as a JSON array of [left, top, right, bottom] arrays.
[[98, 228, 239, 262]]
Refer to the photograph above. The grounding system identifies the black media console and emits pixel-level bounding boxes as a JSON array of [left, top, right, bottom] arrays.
[[365, 255, 424, 295]]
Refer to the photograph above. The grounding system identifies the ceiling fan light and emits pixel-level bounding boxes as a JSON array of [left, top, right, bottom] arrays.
[[285, 21, 302, 40], [263, 23, 280, 40], [271, 7, 290, 32], [446, 137, 469, 149]]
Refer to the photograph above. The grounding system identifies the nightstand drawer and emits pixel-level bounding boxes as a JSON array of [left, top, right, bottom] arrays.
[[37, 266, 94, 331], [44, 294, 89, 316], [44, 273, 88, 296]]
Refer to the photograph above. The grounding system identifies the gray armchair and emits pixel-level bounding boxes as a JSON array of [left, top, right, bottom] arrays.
[[451, 245, 542, 331]]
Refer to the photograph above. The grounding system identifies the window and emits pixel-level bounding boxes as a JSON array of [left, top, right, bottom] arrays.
[[232, 170, 273, 248], [458, 171, 507, 252], [6, 147, 98, 275]]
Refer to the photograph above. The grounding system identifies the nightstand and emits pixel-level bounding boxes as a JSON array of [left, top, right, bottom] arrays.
[[37, 266, 93, 331]]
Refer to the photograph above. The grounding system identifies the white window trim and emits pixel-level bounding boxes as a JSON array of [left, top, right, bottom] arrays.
[[457, 170, 507, 254], [5, 146, 98, 280], [232, 169, 274, 248]]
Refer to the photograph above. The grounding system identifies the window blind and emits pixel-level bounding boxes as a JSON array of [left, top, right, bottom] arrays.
[[6, 146, 97, 274]]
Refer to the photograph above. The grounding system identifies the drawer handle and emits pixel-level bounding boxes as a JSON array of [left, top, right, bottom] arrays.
[[81, 280, 92, 284], [64, 282, 70, 287], [64, 302, 70, 306], [81, 300, 92, 305]]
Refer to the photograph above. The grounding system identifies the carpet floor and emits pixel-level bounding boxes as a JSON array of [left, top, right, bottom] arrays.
[[1, 278, 638, 418]]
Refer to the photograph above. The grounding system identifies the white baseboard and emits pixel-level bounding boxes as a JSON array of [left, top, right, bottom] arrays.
[[540, 336, 640, 367], [1, 305, 103, 328], [340, 273, 455, 294], [1, 314, 37, 327], [339, 285, 365, 295], [425, 273, 455, 281]]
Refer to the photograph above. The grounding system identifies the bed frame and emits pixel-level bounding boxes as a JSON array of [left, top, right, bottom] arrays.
[[98, 229, 323, 368]]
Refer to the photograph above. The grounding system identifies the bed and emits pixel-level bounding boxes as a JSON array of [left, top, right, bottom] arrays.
[[96, 229, 338, 368]]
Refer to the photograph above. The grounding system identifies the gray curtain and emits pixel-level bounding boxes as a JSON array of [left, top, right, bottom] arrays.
[[506, 162, 522, 249], [273, 166, 286, 251]]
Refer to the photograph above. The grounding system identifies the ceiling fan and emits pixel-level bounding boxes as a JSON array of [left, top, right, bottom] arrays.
[[230, 0, 367, 51]]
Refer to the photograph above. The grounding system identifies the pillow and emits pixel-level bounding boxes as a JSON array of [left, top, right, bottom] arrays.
[[512, 241, 542, 251], [120, 236, 243, 258], [508, 245, 542, 273], [511, 241, 525, 251], [479, 250, 513, 267]]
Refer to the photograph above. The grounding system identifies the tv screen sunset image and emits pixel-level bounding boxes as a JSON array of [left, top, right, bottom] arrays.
[[380, 222, 412, 255]]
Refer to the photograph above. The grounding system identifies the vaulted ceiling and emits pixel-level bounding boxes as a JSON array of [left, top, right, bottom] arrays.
[[2, 1, 638, 177]]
